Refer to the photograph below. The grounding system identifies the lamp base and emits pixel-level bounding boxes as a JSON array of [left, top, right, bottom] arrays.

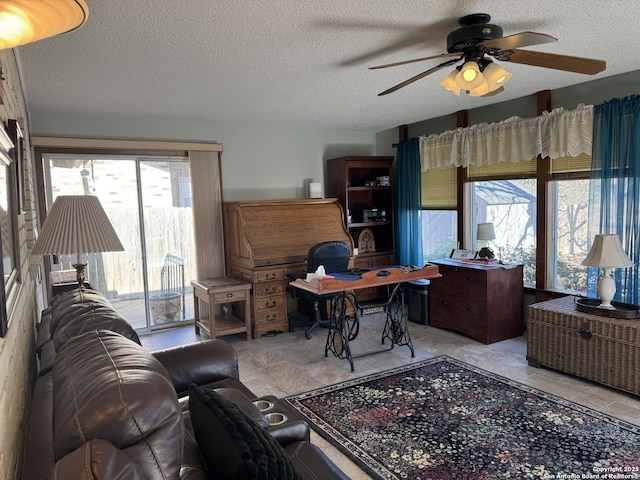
[[72, 263, 87, 289], [597, 269, 616, 310], [597, 303, 616, 310]]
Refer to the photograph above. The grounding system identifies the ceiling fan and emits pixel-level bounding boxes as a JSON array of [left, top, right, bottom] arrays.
[[370, 13, 606, 97]]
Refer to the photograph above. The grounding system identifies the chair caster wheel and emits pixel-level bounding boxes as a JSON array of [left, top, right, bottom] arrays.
[[305, 333, 312, 340]]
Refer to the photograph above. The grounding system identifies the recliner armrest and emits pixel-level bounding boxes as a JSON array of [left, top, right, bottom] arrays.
[[267, 420, 311, 445], [152, 339, 240, 397]]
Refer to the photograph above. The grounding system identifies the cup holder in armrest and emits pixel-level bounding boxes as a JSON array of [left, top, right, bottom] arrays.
[[252, 399, 274, 412], [264, 412, 288, 426]]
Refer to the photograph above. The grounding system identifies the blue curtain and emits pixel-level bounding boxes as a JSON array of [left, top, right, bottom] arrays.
[[395, 138, 423, 266], [587, 95, 640, 304]]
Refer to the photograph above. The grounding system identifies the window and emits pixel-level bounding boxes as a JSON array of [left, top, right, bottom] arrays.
[[0, 122, 19, 336], [468, 156, 537, 284], [422, 210, 458, 261], [43, 153, 196, 332], [471, 179, 537, 284], [421, 166, 458, 261], [549, 153, 593, 293], [418, 104, 595, 293]]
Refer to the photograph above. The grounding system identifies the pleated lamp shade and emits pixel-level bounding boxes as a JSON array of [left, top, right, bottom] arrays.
[[0, 0, 89, 50], [32, 195, 124, 257]]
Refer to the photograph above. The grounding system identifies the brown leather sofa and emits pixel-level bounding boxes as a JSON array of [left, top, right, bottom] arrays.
[[22, 288, 348, 479]]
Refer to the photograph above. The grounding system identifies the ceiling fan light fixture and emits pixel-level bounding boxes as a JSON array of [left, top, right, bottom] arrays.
[[483, 61, 512, 91], [467, 79, 490, 97], [439, 70, 461, 95], [0, 0, 89, 50], [455, 61, 484, 90]]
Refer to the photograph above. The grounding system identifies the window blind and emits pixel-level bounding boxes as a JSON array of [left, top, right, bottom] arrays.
[[468, 157, 537, 180], [550, 152, 593, 176], [421, 166, 457, 209]]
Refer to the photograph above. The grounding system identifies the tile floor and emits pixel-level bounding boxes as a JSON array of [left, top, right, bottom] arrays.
[[140, 315, 640, 480]]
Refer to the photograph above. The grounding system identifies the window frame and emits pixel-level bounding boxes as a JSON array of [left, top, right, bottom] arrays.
[[0, 121, 20, 337]]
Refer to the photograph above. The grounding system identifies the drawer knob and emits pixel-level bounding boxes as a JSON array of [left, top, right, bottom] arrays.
[[266, 273, 277, 280], [466, 306, 473, 312], [265, 299, 277, 308], [466, 276, 474, 282], [266, 314, 277, 322], [265, 287, 276, 294], [226, 292, 234, 298]]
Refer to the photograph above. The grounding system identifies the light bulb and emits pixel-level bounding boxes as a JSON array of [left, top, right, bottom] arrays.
[[455, 61, 484, 90]]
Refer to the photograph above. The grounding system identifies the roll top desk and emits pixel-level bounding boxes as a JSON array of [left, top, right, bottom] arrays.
[[223, 198, 353, 337]]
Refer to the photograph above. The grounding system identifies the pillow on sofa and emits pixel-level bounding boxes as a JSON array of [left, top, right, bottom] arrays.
[[188, 384, 301, 480]]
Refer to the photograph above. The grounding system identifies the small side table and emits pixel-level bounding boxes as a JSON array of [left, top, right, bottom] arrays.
[[191, 277, 252, 340]]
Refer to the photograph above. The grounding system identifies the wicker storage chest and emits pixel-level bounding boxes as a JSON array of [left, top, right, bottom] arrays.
[[526, 296, 640, 396]]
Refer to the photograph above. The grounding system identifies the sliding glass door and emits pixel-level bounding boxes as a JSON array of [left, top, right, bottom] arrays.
[[42, 153, 195, 332]]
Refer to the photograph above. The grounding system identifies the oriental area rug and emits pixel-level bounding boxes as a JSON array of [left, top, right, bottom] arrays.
[[284, 357, 640, 480]]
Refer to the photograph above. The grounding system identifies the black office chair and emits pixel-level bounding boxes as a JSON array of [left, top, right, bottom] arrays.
[[288, 241, 351, 339]]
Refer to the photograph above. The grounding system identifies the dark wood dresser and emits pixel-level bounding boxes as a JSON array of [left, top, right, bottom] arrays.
[[429, 259, 524, 344], [223, 198, 353, 337]]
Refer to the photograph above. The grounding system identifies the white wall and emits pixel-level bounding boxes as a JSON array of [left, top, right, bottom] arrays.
[[28, 113, 378, 201]]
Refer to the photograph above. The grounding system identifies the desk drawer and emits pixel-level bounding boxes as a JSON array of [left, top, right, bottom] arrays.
[[430, 292, 488, 341], [254, 269, 285, 283], [255, 295, 286, 312], [254, 305, 287, 336], [431, 264, 487, 302], [254, 281, 284, 298], [213, 289, 247, 303]]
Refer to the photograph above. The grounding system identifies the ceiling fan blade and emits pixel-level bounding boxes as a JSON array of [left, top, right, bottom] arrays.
[[377, 57, 462, 96], [481, 31, 557, 50], [369, 52, 461, 70], [509, 49, 606, 75]]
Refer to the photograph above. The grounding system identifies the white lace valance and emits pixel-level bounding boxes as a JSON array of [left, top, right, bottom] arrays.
[[419, 104, 593, 171]]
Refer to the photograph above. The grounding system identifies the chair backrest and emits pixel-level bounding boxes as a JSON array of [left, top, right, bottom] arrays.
[[306, 241, 351, 274]]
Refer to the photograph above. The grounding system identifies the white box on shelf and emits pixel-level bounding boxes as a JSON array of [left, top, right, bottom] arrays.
[[309, 182, 322, 198]]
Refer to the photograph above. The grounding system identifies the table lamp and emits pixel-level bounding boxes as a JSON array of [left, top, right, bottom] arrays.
[[31, 195, 124, 289], [581, 234, 633, 309], [476, 222, 496, 259]]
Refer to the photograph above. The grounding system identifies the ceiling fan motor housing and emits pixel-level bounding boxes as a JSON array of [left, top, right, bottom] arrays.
[[447, 13, 503, 53]]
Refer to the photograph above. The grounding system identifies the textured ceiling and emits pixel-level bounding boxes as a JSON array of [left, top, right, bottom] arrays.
[[14, 1, 640, 132]]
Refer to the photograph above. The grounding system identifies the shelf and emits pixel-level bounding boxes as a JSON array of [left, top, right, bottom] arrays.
[[347, 186, 391, 191], [195, 314, 248, 337], [348, 221, 390, 228], [354, 249, 394, 258], [327, 156, 395, 303]]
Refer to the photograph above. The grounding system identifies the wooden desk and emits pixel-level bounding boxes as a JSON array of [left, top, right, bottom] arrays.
[[223, 198, 353, 337], [192, 277, 252, 340], [290, 265, 442, 371]]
